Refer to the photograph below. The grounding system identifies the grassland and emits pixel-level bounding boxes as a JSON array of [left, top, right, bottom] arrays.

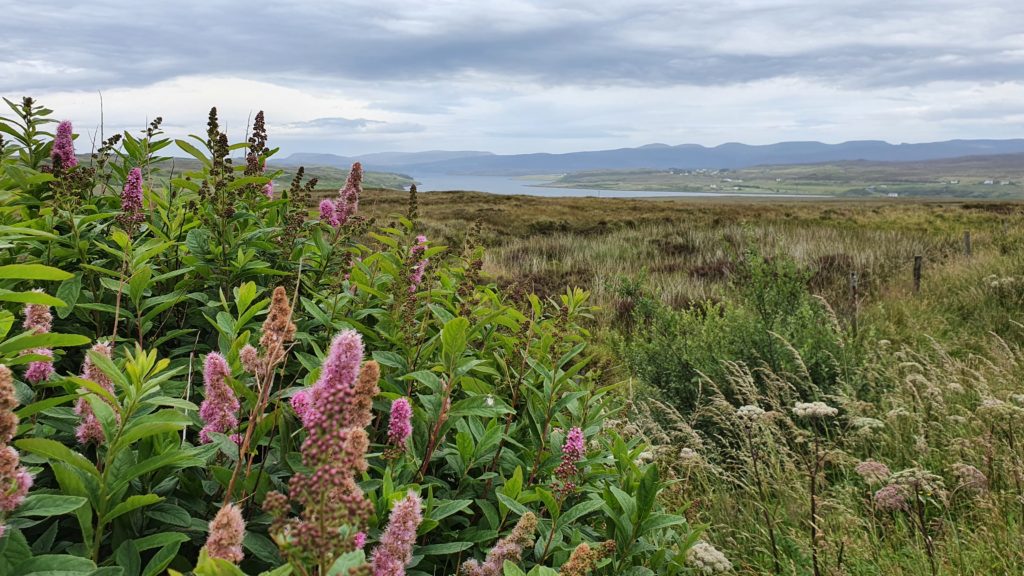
[[353, 189, 1024, 574], [542, 154, 1024, 198]]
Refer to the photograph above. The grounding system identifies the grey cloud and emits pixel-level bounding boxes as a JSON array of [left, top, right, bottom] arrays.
[[276, 117, 425, 135], [3, 0, 1023, 93]]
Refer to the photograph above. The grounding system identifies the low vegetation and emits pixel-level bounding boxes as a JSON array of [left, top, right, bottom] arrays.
[[1, 95, 1022, 575]]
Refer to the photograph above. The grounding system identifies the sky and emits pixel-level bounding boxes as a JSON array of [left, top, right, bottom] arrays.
[[3, 0, 1023, 155]]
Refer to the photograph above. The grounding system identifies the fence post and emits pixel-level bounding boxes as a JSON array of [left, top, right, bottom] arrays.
[[849, 271, 858, 337], [963, 231, 972, 257], [913, 256, 922, 294]]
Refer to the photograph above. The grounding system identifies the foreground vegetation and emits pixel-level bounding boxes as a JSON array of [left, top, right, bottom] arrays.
[[1, 95, 1023, 575]]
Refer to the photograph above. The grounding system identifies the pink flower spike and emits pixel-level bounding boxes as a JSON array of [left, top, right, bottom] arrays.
[[319, 199, 340, 227], [388, 398, 413, 446], [51, 120, 78, 169], [371, 491, 423, 576], [199, 352, 239, 444]]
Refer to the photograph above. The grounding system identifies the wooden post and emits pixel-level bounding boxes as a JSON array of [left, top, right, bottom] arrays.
[[963, 231, 972, 257], [913, 256, 922, 294], [849, 271, 858, 337]]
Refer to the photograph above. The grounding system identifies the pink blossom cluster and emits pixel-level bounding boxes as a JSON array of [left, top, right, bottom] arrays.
[[371, 491, 423, 576], [388, 397, 413, 447], [198, 353, 240, 443], [266, 331, 381, 567], [51, 120, 78, 169], [0, 365, 32, 534], [118, 167, 145, 228], [318, 162, 362, 227], [408, 235, 429, 293], [23, 295, 54, 384], [74, 342, 117, 445], [554, 427, 586, 495]]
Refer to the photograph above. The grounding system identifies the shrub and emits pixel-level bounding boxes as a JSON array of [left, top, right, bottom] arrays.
[[0, 99, 693, 575], [617, 250, 848, 416]]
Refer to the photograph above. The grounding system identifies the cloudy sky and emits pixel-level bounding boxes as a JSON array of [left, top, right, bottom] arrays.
[[3, 0, 1023, 155]]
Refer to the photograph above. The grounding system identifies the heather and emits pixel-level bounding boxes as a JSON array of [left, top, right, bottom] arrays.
[[1, 95, 1023, 576]]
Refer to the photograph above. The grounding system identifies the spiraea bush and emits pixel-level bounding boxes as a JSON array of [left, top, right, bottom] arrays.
[[0, 98, 698, 576]]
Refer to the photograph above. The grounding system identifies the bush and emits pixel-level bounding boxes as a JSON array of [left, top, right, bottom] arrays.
[[0, 99, 695, 576], [617, 250, 849, 416]]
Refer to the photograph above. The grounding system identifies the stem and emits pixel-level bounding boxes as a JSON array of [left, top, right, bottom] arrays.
[[811, 432, 821, 576]]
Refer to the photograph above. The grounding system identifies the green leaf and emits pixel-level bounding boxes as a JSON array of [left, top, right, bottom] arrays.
[[326, 550, 367, 576], [427, 499, 473, 522], [15, 438, 100, 478], [0, 289, 66, 307], [111, 410, 190, 452], [14, 554, 96, 576], [13, 494, 87, 518], [556, 499, 603, 530], [0, 264, 73, 281], [417, 541, 473, 555], [102, 494, 164, 523], [174, 139, 211, 168], [0, 332, 90, 354], [503, 561, 527, 576], [55, 273, 83, 319]]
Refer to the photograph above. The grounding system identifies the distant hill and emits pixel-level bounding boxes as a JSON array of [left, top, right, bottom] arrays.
[[276, 150, 492, 170], [387, 139, 1024, 175]]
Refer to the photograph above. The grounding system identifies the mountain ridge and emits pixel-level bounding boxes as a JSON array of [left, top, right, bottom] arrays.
[[275, 139, 1024, 176]]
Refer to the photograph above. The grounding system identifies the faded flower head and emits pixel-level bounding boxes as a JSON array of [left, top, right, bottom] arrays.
[[793, 401, 838, 419], [952, 463, 988, 496], [199, 352, 239, 444], [460, 512, 537, 576], [23, 295, 52, 334], [687, 540, 732, 574], [873, 484, 909, 512], [206, 503, 245, 563], [388, 397, 413, 447], [854, 460, 891, 486], [0, 366, 19, 444], [371, 491, 423, 576], [891, 467, 945, 498], [239, 344, 259, 374], [736, 404, 765, 424], [51, 120, 78, 169], [0, 446, 32, 513], [558, 540, 616, 576], [259, 286, 297, 369]]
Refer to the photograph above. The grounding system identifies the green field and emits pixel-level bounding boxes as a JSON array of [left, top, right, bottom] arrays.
[[542, 155, 1024, 198]]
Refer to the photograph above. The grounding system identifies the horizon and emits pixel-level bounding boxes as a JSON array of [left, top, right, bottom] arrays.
[[5, 1, 1023, 155]]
